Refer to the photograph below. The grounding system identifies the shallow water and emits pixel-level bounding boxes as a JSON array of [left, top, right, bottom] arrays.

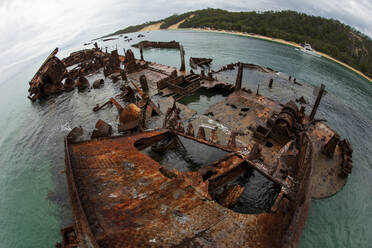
[[0, 30, 371, 247], [232, 169, 281, 214]]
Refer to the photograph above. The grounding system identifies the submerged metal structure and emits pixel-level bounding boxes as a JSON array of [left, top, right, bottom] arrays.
[[28, 40, 352, 248]]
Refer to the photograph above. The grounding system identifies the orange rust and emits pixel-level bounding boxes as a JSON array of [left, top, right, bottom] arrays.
[[64, 129, 315, 247]]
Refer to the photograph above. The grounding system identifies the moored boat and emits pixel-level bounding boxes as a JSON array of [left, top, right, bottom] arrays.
[[300, 43, 322, 58]]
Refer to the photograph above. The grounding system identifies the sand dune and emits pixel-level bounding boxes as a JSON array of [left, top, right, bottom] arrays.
[[139, 22, 164, 32], [168, 14, 195, 30]]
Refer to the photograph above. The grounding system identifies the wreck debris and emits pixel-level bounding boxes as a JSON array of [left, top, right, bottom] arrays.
[[340, 139, 353, 176], [66, 126, 83, 143], [28, 45, 128, 101], [296, 96, 307, 105], [310, 84, 325, 120], [179, 45, 186, 72], [241, 63, 275, 73], [56, 226, 77, 248], [163, 100, 181, 129], [93, 100, 112, 112], [186, 123, 195, 136], [63, 77, 75, 92], [102, 37, 117, 42], [210, 127, 219, 144], [322, 133, 340, 157], [124, 49, 145, 74], [28, 48, 67, 101], [216, 184, 245, 208], [139, 75, 149, 95], [235, 63, 243, 91], [189, 57, 212, 69], [213, 63, 237, 74], [247, 143, 262, 160], [132, 40, 180, 49], [92, 79, 104, 89], [61, 48, 104, 69], [109, 98, 141, 132], [197, 126, 206, 140], [91, 119, 112, 139], [157, 72, 201, 100], [139, 42, 144, 61], [120, 69, 127, 82], [227, 132, 238, 149], [109, 74, 119, 83], [76, 77, 90, 92]]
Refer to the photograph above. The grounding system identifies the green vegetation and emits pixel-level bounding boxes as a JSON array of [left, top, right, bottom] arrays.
[[105, 8, 372, 78]]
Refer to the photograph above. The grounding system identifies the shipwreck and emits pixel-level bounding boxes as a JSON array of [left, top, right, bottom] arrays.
[[28, 39, 352, 248]]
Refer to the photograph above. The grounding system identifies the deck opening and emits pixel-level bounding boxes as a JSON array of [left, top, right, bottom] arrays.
[[209, 163, 281, 214], [231, 169, 281, 214], [141, 134, 228, 172]]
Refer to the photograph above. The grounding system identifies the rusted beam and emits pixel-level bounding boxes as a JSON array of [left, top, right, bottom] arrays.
[[139, 43, 144, 61], [139, 75, 149, 95], [179, 45, 185, 72], [310, 84, 325, 120], [234, 63, 243, 91]]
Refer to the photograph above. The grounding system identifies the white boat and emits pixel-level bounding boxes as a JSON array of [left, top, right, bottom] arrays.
[[301, 43, 322, 57]]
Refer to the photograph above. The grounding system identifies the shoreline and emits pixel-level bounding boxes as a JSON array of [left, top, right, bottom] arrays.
[[113, 22, 372, 83], [185, 28, 372, 83]]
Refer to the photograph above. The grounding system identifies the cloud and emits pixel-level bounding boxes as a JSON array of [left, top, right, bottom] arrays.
[[0, 0, 371, 83]]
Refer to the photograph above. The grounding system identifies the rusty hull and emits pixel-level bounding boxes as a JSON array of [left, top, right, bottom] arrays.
[[64, 128, 315, 248], [132, 40, 180, 49]]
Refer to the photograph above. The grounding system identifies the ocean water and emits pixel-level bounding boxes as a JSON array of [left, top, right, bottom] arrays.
[[0, 29, 371, 247]]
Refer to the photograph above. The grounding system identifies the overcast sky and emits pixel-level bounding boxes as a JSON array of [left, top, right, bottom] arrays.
[[1, 0, 371, 83]]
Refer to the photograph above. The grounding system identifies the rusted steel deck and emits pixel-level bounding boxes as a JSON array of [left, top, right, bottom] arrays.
[[64, 129, 315, 247], [200, 90, 350, 199]]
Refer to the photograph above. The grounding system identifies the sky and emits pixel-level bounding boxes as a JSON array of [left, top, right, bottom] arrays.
[[1, 0, 372, 83]]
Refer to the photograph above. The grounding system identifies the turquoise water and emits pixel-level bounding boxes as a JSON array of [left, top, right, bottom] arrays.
[[0, 29, 371, 247]]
